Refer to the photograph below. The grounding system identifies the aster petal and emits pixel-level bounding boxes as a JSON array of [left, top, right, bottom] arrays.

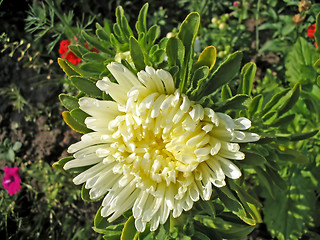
[[107, 62, 142, 90], [217, 157, 242, 179], [216, 112, 235, 130], [79, 97, 120, 117], [234, 117, 251, 130], [64, 154, 102, 170], [232, 131, 260, 142], [73, 163, 107, 185], [156, 69, 175, 94]]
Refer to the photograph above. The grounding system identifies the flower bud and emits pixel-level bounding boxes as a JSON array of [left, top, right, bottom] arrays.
[[292, 14, 305, 25], [298, 0, 311, 12]]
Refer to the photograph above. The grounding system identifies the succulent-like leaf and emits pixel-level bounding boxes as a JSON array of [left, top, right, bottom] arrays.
[[129, 36, 146, 71], [238, 62, 256, 96], [52, 156, 74, 170], [62, 111, 91, 134], [120, 216, 138, 240], [177, 12, 200, 92], [193, 46, 217, 70], [70, 76, 103, 98], [59, 94, 79, 111], [195, 51, 243, 100]]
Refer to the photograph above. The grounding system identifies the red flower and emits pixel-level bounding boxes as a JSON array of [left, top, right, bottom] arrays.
[[307, 24, 316, 38], [59, 39, 81, 65], [64, 51, 82, 65], [84, 43, 99, 53], [2, 167, 21, 196], [59, 39, 100, 65], [59, 40, 71, 55]]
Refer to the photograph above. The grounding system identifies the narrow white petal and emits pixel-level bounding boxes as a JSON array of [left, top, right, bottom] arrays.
[[234, 117, 251, 130], [64, 155, 102, 170], [107, 62, 142, 90], [96, 78, 128, 105], [218, 157, 242, 179], [156, 69, 175, 94]]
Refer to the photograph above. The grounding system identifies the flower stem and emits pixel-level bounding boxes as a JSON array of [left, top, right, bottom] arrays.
[[255, 0, 261, 52]]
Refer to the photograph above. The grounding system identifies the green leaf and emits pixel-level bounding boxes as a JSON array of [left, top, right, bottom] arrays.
[[248, 94, 263, 117], [269, 114, 295, 127], [129, 36, 145, 71], [68, 44, 90, 59], [196, 51, 243, 100], [151, 49, 166, 65], [12, 142, 22, 152], [58, 58, 84, 77], [254, 166, 276, 199], [59, 94, 79, 111], [260, 89, 290, 115], [121, 216, 138, 240], [70, 76, 103, 98], [263, 168, 316, 240], [82, 30, 111, 53], [52, 156, 74, 170], [188, 66, 210, 96], [62, 111, 91, 134], [285, 37, 318, 85], [221, 85, 233, 101], [228, 181, 262, 224], [195, 215, 256, 239], [96, 22, 111, 42], [193, 46, 217, 70], [166, 37, 185, 71], [94, 206, 109, 230], [215, 94, 250, 112], [70, 108, 90, 126], [277, 82, 301, 116], [115, 6, 134, 41], [82, 52, 108, 62], [289, 130, 319, 141], [238, 62, 256, 96], [136, 3, 148, 34], [177, 12, 200, 91], [276, 146, 308, 163], [146, 25, 160, 48], [81, 184, 95, 202], [192, 231, 211, 240], [265, 166, 286, 190], [217, 187, 256, 225], [80, 62, 106, 75], [241, 151, 267, 166]]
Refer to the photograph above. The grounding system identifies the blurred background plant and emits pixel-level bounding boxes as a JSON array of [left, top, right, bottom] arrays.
[[1, 0, 320, 239]]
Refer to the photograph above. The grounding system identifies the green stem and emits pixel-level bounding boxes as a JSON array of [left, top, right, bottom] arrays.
[[255, 0, 261, 52], [45, 0, 77, 38]]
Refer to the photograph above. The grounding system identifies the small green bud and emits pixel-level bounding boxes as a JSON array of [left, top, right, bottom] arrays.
[[219, 23, 227, 31]]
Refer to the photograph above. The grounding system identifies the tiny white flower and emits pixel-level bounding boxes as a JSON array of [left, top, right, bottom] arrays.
[[64, 62, 260, 232]]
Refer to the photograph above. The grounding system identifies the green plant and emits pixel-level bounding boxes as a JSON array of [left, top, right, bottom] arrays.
[[53, 3, 319, 239]]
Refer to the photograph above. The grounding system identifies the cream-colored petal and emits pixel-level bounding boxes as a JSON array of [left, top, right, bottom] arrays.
[[107, 62, 142, 90]]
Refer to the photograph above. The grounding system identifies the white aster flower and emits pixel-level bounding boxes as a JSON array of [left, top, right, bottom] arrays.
[[64, 62, 260, 232]]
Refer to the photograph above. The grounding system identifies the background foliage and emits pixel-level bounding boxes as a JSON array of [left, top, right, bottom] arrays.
[[1, 0, 320, 239]]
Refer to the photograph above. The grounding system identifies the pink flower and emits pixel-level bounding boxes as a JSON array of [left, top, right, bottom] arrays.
[[2, 167, 21, 196], [233, 1, 240, 7]]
